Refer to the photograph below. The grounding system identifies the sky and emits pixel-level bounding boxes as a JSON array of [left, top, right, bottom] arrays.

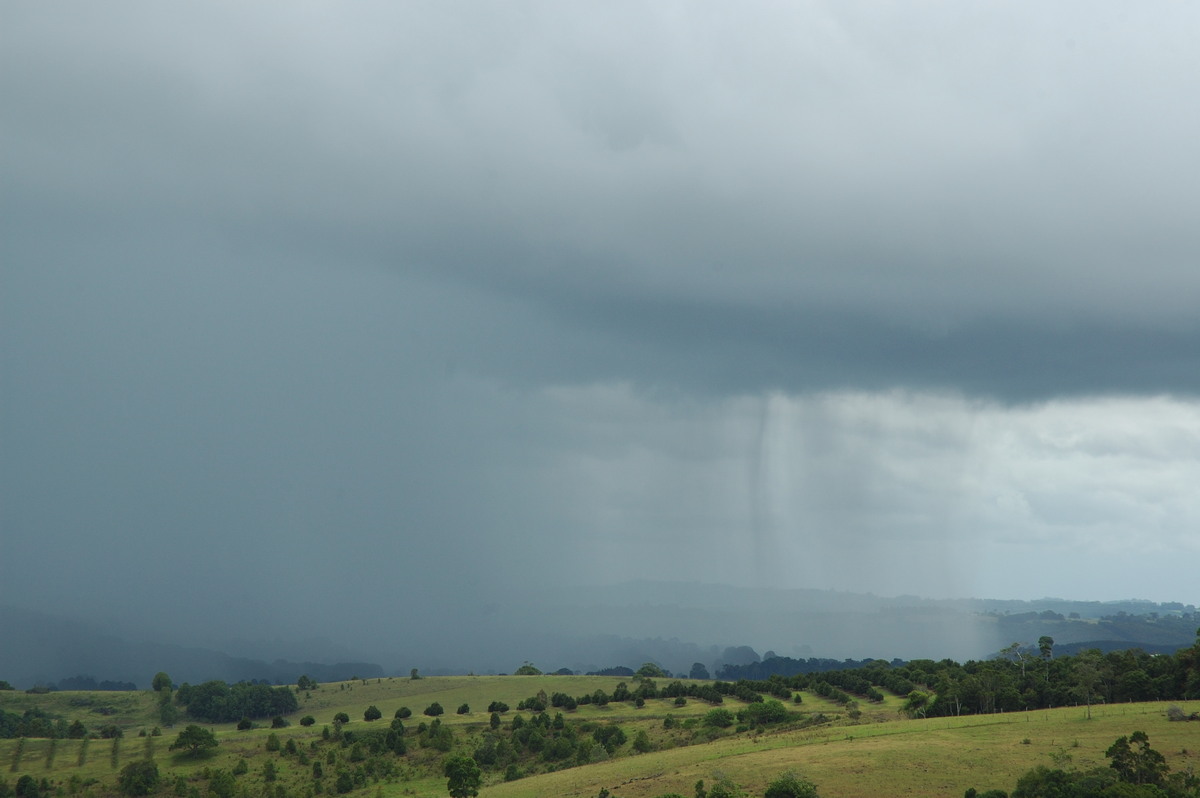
[[2, 2, 1199, 663]]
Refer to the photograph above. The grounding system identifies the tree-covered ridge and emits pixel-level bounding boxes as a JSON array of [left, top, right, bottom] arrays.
[[715, 631, 1200, 718], [172, 681, 298, 724]]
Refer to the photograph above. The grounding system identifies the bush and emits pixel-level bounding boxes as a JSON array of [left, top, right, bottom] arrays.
[[270, 716, 288, 728], [363, 706, 382, 722], [703, 708, 735, 728], [117, 761, 160, 797], [396, 707, 412, 719], [424, 702, 444, 717], [456, 704, 470, 715], [763, 771, 819, 798], [299, 716, 315, 727], [333, 712, 350, 724]]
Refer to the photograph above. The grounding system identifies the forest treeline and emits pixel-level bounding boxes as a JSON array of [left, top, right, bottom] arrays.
[[709, 633, 1200, 717]]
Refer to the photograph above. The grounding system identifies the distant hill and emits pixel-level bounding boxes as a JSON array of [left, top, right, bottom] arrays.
[[0, 604, 383, 689]]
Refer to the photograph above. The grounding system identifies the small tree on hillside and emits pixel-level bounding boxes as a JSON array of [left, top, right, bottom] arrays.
[[118, 761, 160, 797], [168, 725, 217, 757], [363, 706, 382, 722], [636, 662, 668, 678], [443, 755, 481, 798], [763, 771, 820, 798], [424, 702, 444, 717]]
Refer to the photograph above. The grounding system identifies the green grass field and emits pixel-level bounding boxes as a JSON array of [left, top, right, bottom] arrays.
[[3, 678, 1197, 798]]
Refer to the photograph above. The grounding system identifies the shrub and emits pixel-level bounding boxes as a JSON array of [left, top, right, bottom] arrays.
[[396, 707, 412, 719], [333, 712, 350, 724], [704, 708, 735, 728], [271, 716, 288, 728], [763, 771, 819, 798], [117, 761, 160, 797], [424, 703, 444, 717], [456, 704, 470, 715], [363, 706, 382, 722], [299, 716, 315, 727]]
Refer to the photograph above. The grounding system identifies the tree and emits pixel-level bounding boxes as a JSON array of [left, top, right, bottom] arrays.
[[1037, 636, 1054, 659], [763, 771, 820, 798], [443, 755, 481, 798], [299, 716, 315, 727], [636, 662, 668, 678], [151, 673, 172, 693], [1106, 731, 1167, 786], [297, 675, 318, 691], [902, 690, 932, 719], [703, 708, 734, 728], [689, 662, 710, 680], [168, 725, 218, 756], [410, 669, 421, 680], [363, 706, 382, 722], [513, 662, 542, 676], [456, 704, 470, 715], [14, 776, 39, 798], [424, 702, 444, 717], [1073, 649, 1104, 720], [396, 707, 412, 719], [333, 712, 350, 724]]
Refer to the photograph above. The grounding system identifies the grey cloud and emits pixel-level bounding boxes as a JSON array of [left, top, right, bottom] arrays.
[[4, 2, 1200, 669]]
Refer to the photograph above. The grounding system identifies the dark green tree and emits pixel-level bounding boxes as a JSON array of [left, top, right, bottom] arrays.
[[763, 771, 819, 798], [456, 704, 470, 715], [443, 755, 482, 798], [333, 713, 350, 724], [299, 716, 315, 727], [208, 770, 236, 798], [14, 777, 38, 798], [424, 703, 444, 717], [168, 725, 218, 756], [151, 673, 172, 693], [363, 706, 382, 722], [689, 663, 710, 680], [1106, 731, 1167, 785], [636, 662, 668, 678]]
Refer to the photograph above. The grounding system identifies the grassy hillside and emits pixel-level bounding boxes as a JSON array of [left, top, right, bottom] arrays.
[[3, 677, 1197, 798]]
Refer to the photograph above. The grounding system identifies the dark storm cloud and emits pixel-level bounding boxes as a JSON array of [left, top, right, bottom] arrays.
[[4, 1, 1199, 402], [3, 2, 1199, 667]]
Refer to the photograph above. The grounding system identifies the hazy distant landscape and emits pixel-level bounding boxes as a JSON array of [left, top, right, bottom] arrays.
[[3, 584, 1195, 690]]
